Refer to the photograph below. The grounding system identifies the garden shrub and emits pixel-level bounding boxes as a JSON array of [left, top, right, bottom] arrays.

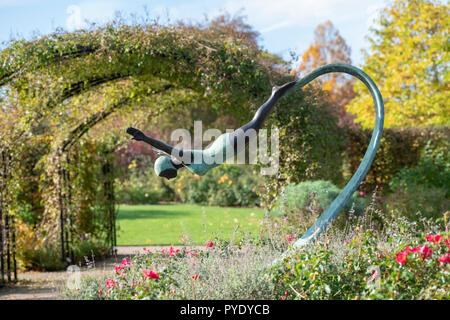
[[63, 241, 278, 300], [269, 214, 450, 300], [176, 165, 262, 207], [384, 139, 449, 222], [16, 218, 109, 271], [115, 157, 176, 204], [389, 140, 449, 196], [272, 180, 366, 232], [117, 162, 264, 207], [17, 238, 109, 272], [345, 126, 450, 193], [385, 186, 449, 222]]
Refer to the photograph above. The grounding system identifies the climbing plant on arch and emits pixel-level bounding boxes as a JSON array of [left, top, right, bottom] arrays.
[[0, 20, 286, 272], [0, 18, 345, 274]]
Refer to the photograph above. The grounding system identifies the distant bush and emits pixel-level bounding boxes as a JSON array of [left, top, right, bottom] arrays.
[[115, 159, 176, 205], [389, 140, 449, 196], [173, 165, 263, 207], [116, 158, 263, 207], [17, 238, 109, 272], [385, 186, 448, 222], [15, 219, 109, 271], [345, 127, 449, 193], [273, 180, 366, 232], [384, 139, 450, 222]]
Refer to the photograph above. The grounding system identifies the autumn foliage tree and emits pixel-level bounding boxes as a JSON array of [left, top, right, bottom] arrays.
[[292, 20, 356, 127], [347, 0, 449, 128]]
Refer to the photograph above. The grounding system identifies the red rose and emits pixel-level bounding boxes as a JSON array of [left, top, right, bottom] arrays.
[[396, 251, 408, 265], [143, 269, 159, 280], [438, 253, 450, 263]]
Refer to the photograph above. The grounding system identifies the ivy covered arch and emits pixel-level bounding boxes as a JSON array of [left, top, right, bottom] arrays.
[[0, 21, 285, 272]]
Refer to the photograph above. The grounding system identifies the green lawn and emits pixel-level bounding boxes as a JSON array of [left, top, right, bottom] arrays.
[[116, 204, 266, 245]]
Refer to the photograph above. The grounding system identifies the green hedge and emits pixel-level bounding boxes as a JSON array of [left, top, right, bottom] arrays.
[[344, 126, 450, 193]]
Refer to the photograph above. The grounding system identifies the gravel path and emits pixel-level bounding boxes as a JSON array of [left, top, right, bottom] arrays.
[[0, 246, 191, 300]]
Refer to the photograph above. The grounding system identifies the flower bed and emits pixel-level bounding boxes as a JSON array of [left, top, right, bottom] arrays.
[[63, 214, 449, 300]]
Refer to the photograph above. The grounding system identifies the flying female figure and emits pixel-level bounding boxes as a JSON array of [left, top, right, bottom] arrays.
[[126, 80, 296, 180], [126, 64, 384, 247]]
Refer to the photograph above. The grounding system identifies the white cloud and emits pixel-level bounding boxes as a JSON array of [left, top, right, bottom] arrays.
[[65, 0, 122, 31], [66, 5, 82, 31], [78, 0, 120, 23], [222, 0, 365, 32]]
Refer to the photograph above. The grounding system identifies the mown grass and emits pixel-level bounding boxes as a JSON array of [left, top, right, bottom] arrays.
[[116, 204, 266, 245]]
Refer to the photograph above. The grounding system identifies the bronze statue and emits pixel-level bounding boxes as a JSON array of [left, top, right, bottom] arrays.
[[126, 64, 384, 247], [127, 80, 296, 179]]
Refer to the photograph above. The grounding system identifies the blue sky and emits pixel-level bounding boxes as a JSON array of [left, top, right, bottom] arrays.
[[0, 0, 388, 66]]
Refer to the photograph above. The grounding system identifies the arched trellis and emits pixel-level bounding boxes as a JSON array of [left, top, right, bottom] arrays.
[[52, 84, 179, 263], [0, 145, 19, 284], [0, 21, 282, 267]]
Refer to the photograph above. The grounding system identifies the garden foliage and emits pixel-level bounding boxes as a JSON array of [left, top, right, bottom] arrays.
[[63, 211, 449, 300]]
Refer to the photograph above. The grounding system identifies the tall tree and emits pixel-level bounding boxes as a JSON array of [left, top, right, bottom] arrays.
[[293, 20, 356, 127], [347, 0, 449, 128]]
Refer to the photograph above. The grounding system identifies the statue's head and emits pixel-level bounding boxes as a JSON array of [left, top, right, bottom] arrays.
[[154, 156, 178, 180]]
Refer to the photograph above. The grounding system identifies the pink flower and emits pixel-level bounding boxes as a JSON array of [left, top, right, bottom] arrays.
[[114, 265, 123, 273], [121, 258, 131, 266], [169, 246, 180, 256], [206, 240, 214, 248], [396, 251, 408, 265], [106, 279, 115, 287], [143, 269, 159, 280], [425, 234, 443, 243], [359, 191, 366, 197], [286, 234, 294, 242], [98, 289, 102, 295], [438, 253, 450, 263], [418, 245, 432, 260]]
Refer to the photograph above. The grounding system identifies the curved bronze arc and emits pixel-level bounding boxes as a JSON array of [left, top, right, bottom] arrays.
[[291, 64, 384, 248]]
